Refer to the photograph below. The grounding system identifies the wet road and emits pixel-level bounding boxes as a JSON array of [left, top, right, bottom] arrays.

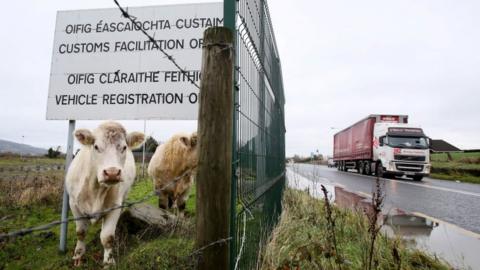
[[290, 163, 480, 234]]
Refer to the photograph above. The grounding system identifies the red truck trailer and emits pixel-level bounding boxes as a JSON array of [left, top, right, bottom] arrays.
[[332, 115, 431, 181], [334, 115, 408, 162]]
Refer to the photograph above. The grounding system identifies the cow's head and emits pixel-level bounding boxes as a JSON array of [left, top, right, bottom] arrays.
[[74, 121, 145, 186], [179, 131, 199, 168]]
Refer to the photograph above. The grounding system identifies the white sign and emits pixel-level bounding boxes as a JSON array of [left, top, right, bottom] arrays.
[[46, 3, 223, 120]]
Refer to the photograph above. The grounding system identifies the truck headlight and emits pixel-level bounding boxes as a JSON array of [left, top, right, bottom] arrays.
[[425, 164, 431, 174], [389, 161, 395, 171]]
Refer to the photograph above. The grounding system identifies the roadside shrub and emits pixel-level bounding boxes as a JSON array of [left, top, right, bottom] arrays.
[[45, 147, 61, 159], [0, 152, 20, 158], [459, 157, 480, 164]]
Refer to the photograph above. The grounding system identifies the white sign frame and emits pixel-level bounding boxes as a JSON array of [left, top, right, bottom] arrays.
[[46, 2, 223, 120]]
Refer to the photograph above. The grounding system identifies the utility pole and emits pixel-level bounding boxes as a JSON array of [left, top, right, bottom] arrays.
[[196, 27, 234, 270]]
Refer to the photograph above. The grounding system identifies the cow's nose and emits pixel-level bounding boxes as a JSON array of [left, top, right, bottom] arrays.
[[103, 167, 121, 179]]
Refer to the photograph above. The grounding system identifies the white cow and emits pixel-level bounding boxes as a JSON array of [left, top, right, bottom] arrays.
[[66, 121, 144, 266]]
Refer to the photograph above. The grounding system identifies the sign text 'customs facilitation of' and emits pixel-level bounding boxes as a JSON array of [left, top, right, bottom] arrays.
[[46, 3, 222, 120]]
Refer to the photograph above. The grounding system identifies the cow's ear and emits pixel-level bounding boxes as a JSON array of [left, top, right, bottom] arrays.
[[126, 132, 145, 149], [190, 132, 198, 148], [74, 129, 94, 145], [179, 136, 189, 147]]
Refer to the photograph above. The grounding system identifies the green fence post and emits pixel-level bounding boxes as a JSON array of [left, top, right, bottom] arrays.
[[226, 0, 286, 268], [224, 0, 238, 269]]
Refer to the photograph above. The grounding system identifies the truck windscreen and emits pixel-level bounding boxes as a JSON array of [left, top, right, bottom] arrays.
[[388, 136, 428, 149]]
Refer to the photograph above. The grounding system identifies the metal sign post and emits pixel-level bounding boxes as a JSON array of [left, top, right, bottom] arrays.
[[142, 120, 146, 178], [59, 120, 75, 253]]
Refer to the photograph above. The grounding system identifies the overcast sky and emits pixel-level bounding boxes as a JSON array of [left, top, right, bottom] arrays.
[[0, 0, 479, 157]]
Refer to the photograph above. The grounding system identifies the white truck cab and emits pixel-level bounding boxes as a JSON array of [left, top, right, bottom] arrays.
[[373, 123, 431, 181]]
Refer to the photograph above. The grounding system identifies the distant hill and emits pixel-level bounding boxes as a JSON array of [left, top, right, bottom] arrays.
[[0, 139, 48, 156]]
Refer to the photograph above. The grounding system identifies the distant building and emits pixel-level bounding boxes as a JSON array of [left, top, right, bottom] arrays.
[[430, 139, 461, 153]]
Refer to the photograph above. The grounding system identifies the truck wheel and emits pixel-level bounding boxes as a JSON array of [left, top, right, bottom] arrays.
[[343, 162, 349, 172], [375, 163, 384, 177], [364, 161, 371, 175], [412, 175, 423, 181], [358, 161, 364, 174]]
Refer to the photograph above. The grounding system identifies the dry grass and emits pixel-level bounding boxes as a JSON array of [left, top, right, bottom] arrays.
[[459, 157, 480, 164], [0, 173, 63, 208], [0, 156, 64, 208], [365, 177, 385, 270]]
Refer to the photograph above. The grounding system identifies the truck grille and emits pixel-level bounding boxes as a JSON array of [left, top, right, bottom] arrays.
[[395, 163, 424, 172], [394, 155, 426, 162]]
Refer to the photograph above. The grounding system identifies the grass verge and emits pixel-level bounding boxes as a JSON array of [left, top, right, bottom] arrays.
[[431, 152, 480, 184], [0, 173, 196, 269], [430, 173, 480, 184], [261, 188, 451, 270]]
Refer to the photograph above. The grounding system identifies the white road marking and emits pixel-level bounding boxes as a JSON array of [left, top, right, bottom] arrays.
[[357, 191, 372, 198], [335, 182, 346, 189], [292, 166, 345, 188], [286, 168, 330, 199]]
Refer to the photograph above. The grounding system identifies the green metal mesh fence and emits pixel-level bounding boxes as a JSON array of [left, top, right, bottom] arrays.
[[226, 0, 286, 268]]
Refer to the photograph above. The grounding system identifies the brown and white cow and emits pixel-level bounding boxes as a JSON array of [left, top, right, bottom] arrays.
[[148, 132, 198, 214], [66, 121, 144, 266]]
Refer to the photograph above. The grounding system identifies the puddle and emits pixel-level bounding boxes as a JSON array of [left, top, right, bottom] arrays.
[[383, 214, 438, 237], [287, 168, 480, 270], [383, 214, 480, 270]]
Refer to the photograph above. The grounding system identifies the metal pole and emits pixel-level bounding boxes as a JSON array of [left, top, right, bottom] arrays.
[[142, 120, 146, 178], [59, 120, 75, 253], [257, 0, 266, 198], [224, 0, 238, 268]]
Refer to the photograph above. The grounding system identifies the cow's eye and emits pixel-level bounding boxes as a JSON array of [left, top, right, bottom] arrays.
[[122, 146, 127, 152], [94, 145, 100, 151]]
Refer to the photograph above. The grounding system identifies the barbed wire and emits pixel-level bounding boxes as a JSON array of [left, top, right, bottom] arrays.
[[189, 237, 232, 259], [0, 168, 194, 241], [113, 0, 200, 89]]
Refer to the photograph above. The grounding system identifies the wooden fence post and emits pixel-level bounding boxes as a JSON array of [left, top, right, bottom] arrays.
[[196, 27, 234, 270]]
